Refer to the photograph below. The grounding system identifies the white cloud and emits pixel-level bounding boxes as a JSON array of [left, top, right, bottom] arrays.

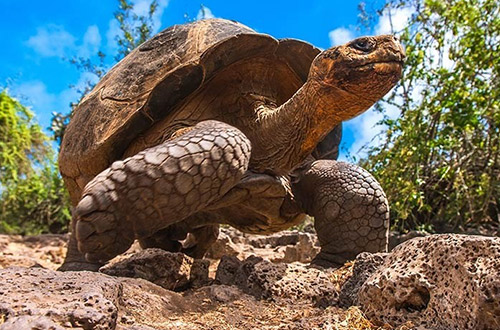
[[105, 19, 121, 52], [27, 24, 104, 59], [375, 7, 414, 35], [197, 5, 215, 20], [27, 1, 169, 60], [79, 25, 102, 58], [132, 0, 153, 17], [441, 34, 454, 69], [26, 25, 76, 57], [328, 27, 355, 46]]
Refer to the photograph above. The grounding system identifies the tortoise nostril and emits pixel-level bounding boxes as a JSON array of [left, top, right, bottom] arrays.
[[398, 43, 406, 59]]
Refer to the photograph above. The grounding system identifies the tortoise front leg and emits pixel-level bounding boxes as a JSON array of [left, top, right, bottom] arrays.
[[292, 160, 389, 268], [59, 120, 251, 270]]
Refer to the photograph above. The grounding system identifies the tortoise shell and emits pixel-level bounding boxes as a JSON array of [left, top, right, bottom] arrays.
[[59, 18, 331, 204]]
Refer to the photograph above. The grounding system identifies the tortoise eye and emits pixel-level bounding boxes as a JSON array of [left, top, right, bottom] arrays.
[[351, 38, 376, 52]]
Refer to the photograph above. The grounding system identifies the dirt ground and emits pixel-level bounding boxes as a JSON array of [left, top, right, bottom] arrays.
[[0, 233, 415, 330]]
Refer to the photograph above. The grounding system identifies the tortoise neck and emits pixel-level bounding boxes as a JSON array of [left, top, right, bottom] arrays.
[[252, 79, 347, 173], [281, 79, 344, 156]]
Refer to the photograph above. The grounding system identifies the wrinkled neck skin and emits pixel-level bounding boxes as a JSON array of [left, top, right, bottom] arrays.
[[250, 78, 374, 175]]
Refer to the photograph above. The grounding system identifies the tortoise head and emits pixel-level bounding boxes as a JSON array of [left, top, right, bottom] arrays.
[[308, 35, 405, 118]]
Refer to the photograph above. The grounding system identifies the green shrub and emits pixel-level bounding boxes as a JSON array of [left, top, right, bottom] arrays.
[[0, 90, 71, 234], [362, 0, 500, 233], [0, 164, 71, 234]]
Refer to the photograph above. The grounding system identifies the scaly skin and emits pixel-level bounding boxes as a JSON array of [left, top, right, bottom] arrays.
[[292, 160, 389, 267], [61, 121, 250, 268]]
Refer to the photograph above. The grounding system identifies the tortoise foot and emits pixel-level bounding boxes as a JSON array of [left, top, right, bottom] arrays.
[[310, 252, 345, 269], [75, 210, 135, 264]]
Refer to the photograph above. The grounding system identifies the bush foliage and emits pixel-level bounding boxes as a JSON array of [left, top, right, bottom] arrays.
[[362, 0, 499, 232], [0, 91, 70, 234]]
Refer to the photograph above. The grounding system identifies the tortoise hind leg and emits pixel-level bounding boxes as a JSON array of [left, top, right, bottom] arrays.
[[292, 160, 389, 268], [138, 221, 219, 259], [180, 224, 220, 258], [60, 120, 251, 270]]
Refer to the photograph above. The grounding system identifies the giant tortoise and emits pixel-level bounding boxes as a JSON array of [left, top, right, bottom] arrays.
[[58, 18, 404, 271]]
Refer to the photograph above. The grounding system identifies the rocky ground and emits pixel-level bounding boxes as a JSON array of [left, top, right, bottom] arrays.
[[0, 228, 498, 330]]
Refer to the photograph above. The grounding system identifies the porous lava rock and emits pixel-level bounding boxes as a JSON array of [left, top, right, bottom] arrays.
[[100, 248, 209, 290], [215, 255, 339, 306], [358, 234, 500, 330], [0, 267, 186, 329], [338, 252, 388, 307], [207, 228, 320, 263]]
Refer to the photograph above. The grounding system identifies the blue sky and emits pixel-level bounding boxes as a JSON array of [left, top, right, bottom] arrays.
[[1, 0, 412, 160]]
